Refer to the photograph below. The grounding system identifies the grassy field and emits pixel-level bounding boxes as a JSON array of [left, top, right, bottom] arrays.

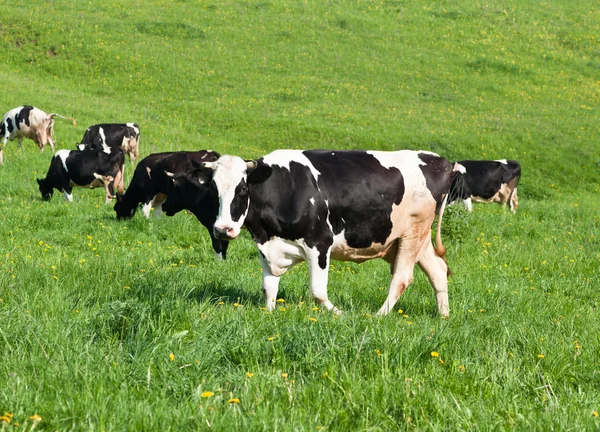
[[1, 0, 599, 430]]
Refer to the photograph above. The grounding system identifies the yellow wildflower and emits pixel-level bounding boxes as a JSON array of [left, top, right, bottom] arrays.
[[246, 372, 254, 378], [309, 317, 317, 322], [538, 354, 545, 359], [430, 351, 439, 357], [201, 391, 214, 398], [169, 353, 175, 361], [228, 398, 240, 404], [30, 415, 42, 422]]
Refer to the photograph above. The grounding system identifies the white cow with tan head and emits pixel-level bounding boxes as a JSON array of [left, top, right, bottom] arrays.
[[0, 105, 76, 164]]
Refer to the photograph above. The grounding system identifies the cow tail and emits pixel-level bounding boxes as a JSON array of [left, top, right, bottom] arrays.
[[435, 194, 448, 260], [49, 113, 77, 127]]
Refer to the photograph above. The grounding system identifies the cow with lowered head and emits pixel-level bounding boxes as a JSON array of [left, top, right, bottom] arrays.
[[77, 123, 140, 162], [169, 149, 458, 316], [0, 106, 76, 164], [115, 150, 228, 260], [449, 159, 521, 213], [37, 147, 125, 203]]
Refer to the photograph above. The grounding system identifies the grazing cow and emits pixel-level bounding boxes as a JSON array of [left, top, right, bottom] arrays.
[[182, 150, 456, 316], [114, 150, 228, 260], [449, 159, 521, 213], [77, 123, 140, 162], [37, 148, 125, 203], [0, 106, 76, 164]]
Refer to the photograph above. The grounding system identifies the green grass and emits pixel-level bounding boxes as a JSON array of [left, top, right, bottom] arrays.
[[1, 0, 599, 430]]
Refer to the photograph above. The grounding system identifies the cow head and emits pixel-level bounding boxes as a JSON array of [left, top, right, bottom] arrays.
[[114, 193, 136, 219], [201, 155, 272, 240], [162, 169, 214, 218], [37, 178, 53, 200]]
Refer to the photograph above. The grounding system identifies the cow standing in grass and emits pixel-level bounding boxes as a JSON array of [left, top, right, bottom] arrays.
[[450, 159, 521, 213], [0, 106, 76, 164], [37, 147, 125, 203], [115, 150, 228, 260], [167, 150, 456, 316], [77, 123, 140, 162]]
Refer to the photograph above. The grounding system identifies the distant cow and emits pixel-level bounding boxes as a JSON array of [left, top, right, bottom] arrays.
[[450, 159, 521, 213], [114, 150, 228, 260], [37, 148, 125, 203], [0, 106, 76, 164], [173, 150, 456, 316], [77, 123, 140, 162]]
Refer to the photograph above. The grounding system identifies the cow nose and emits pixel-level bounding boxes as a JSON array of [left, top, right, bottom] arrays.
[[214, 226, 234, 239]]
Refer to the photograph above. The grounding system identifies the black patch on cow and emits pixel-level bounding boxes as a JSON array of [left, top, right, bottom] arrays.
[[0, 121, 5, 137], [418, 152, 453, 210], [230, 179, 249, 222], [5, 118, 14, 134], [19, 106, 33, 128], [305, 151, 405, 248]]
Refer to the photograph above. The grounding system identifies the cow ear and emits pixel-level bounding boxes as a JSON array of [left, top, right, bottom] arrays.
[[36, 178, 42, 185], [247, 163, 272, 184]]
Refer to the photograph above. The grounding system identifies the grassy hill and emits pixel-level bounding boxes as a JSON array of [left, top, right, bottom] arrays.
[[1, 0, 599, 430]]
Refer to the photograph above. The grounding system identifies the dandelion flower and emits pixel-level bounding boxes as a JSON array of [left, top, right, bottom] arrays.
[[281, 373, 288, 379], [538, 354, 545, 359], [201, 391, 214, 398], [431, 351, 439, 357], [29, 415, 42, 422], [246, 372, 254, 378], [228, 398, 240, 404], [593, 411, 598, 417], [309, 317, 317, 322], [268, 337, 275, 341], [169, 353, 175, 361], [276, 298, 285, 303]]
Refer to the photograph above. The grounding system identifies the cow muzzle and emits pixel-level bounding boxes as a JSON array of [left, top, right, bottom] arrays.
[[214, 225, 238, 240]]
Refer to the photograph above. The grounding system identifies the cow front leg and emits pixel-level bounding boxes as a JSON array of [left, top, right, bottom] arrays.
[[258, 253, 281, 312], [63, 186, 74, 202], [306, 247, 341, 314], [463, 197, 473, 212]]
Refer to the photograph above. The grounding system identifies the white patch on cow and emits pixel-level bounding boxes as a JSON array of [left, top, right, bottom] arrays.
[[453, 163, 466, 174], [495, 159, 508, 164], [262, 150, 322, 181], [211, 155, 251, 238], [215, 252, 223, 261], [98, 127, 107, 146], [55, 149, 71, 172], [146, 166, 152, 179], [310, 197, 315, 206], [257, 237, 305, 275], [77, 144, 85, 151], [102, 143, 111, 154], [126, 123, 140, 135], [64, 191, 73, 202]]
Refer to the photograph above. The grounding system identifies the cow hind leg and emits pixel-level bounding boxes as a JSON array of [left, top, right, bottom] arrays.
[[509, 187, 518, 213], [417, 242, 449, 317], [377, 236, 424, 316]]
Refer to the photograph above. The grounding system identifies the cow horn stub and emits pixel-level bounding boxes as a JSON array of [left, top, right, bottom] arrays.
[[246, 160, 257, 169], [201, 161, 216, 169]]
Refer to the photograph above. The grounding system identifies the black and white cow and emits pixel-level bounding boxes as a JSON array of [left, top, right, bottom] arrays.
[[77, 123, 140, 162], [37, 148, 125, 203], [449, 159, 521, 213], [0, 106, 76, 164], [114, 151, 228, 259], [171, 150, 457, 316]]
